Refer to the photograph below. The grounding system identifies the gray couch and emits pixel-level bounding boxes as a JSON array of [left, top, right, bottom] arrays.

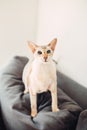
[[0, 56, 87, 130]]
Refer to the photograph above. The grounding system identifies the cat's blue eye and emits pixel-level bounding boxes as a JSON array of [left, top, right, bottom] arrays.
[[37, 51, 42, 55], [47, 50, 51, 54]]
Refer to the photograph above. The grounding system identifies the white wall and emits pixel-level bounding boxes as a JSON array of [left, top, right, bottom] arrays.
[[37, 0, 87, 87], [0, 0, 38, 66], [0, 0, 87, 87]]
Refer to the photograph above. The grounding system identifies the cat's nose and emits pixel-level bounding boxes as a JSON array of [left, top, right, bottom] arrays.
[[43, 56, 48, 62]]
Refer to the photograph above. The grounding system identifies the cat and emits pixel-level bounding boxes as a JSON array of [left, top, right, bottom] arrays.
[[22, 38, 59, 117]]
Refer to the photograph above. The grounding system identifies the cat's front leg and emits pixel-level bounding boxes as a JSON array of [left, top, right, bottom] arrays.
[[29, 90, 37, 117], [50, 83, 59, 112], [23, 76, 29, 94]]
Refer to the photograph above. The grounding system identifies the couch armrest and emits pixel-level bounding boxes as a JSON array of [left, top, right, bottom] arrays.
[[76, 109, 87, 130], [57, 71, 87, 109]]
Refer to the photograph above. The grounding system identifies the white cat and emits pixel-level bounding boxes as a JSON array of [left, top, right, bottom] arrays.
[[22, 38, 59, 117]]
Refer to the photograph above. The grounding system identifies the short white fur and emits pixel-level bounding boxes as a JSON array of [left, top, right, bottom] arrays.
[[22, 38, 59, 117]]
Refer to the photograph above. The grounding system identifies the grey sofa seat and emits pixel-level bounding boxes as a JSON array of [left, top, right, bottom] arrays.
[[0, 56, 86, 130]]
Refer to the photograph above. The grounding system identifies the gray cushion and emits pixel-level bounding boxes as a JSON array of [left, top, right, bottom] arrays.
[[0, 107, 7, 130], [57, 71, 87, 109], [76, 109, 87, 130], [0, 56, 82, 130]]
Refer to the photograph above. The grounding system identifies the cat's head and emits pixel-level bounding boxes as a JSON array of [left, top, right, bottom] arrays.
[[27, 38, 57, 63]]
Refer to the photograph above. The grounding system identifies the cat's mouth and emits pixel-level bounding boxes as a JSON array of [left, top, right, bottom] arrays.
[[44, 59, 48, 62], [41, 59, 48, 63], [40, 57, 50, 63], [43, 57, 48, 62]]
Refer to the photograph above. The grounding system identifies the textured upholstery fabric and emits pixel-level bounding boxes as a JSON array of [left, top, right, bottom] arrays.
[[76, 109, 87, 130], [0, 107, 7, 130], [57, 71, 87, 109], [0, 56, 82, 130]]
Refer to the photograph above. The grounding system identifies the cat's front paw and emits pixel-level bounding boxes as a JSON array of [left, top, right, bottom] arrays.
[[31, 110, 37, 117], [56, 108, 60, 112]]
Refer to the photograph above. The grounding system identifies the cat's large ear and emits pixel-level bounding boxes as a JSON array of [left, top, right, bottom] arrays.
[[27, 41, 38, 53], [48, 38, 57, 51]]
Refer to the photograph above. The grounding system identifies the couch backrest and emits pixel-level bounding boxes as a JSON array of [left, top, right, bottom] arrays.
[[57, 71, 87, 110]]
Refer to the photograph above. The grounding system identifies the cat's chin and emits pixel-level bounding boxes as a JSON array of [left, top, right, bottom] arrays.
[[40, 60, 50, 64]]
